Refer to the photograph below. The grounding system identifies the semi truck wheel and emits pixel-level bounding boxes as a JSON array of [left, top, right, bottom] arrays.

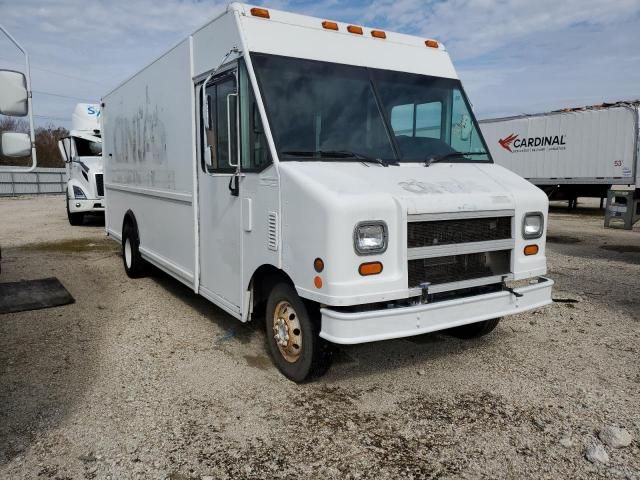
[[122, 222, 147, 278], [66, 196, 84, 226], [447, 318, 501, 339], [265, 283, 333, 382]]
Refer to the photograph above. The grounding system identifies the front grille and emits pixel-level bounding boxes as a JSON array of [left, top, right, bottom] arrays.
[[408, 217, 511, 248], [408, 250, 510, 287], [95, 174, 104, 197]]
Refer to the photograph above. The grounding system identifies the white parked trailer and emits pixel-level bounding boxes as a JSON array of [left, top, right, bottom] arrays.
[[480, 102, 640, 205], [103, 3, 553, 381]]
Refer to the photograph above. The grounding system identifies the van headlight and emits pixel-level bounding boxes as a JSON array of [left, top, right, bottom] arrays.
[[522, 212, 543, 239], [354, 221, 388, 255]]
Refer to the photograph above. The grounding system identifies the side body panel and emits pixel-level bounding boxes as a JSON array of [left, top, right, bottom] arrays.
[[480, 106, 639, 185], [103, 38, 196, 286]]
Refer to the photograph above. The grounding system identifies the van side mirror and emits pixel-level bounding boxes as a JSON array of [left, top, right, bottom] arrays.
[[0, 70, 28, 116], [0, 132, 31, 157]]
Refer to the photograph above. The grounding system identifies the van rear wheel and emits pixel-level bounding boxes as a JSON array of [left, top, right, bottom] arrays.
[[122, 222, 147, 278], [265, 283, 333, 382], [447, 318, 501, 339]]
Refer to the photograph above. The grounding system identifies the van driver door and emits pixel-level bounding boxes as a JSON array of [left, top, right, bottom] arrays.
[[197, 67, 243, 315]]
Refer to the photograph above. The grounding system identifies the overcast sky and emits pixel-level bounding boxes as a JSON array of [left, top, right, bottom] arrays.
[[1, 0, 639, 128]]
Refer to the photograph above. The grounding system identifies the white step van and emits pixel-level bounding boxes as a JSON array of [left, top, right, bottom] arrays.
[[58, 103, 104, 225], [102, 3, 553, 381]]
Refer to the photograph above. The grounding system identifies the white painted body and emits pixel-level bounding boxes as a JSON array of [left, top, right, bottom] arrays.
[[480, 104, 640, 187], [103, 3, 552, 344], [61, 104, 104, 214]]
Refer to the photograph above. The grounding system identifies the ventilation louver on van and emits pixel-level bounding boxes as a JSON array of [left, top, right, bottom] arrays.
[[268, 212, 279, 251]]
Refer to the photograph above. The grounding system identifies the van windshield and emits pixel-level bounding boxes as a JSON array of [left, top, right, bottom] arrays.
[[251, 53, 491, 164]]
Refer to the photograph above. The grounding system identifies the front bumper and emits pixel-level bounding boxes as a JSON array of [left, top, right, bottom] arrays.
[[320, 276, 553, 345], [69, 198, 105, 213]]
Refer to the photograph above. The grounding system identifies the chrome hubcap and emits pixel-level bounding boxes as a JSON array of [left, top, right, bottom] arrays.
[[272, 301, 302, 363]]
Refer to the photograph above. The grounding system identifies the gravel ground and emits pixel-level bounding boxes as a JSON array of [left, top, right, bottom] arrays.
[[0, 195, 638, 479]]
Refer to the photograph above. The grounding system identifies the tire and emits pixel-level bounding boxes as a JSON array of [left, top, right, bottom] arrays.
[[122, 221, 147, 278], [265, 283, 333, 382], [66, 196, 84, 226], [447, 318, 501, 339]]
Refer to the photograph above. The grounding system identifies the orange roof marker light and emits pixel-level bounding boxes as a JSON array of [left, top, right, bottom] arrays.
[[347, 25, 364, 35], [371, 30, 387, 39], [250, 7, 270, 19], [322, 20, 339, 31], [425, 39, 439, 49]]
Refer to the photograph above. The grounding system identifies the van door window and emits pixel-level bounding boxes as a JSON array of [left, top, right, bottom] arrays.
[[203, 74, 237, 173], [239, 62, 272, 171], [391, 101, 442, 139]]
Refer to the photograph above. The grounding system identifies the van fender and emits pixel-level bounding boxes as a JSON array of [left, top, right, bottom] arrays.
[[246, 264, 295, 321]]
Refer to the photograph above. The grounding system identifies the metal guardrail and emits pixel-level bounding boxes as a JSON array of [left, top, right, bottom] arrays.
[[0, 167, 67, 196]]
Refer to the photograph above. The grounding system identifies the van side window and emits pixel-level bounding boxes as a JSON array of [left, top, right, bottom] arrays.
[[240, 62, 272, 171], [391, 101, 442, 139], [203, 75, 237, 173]]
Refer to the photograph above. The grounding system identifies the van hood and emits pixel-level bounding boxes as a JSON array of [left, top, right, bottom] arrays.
[[278, 161, 542, 214]]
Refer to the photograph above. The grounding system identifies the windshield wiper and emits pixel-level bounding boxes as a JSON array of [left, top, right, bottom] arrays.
[[281, 150, 397, 167], [425, 151, 488, 167]]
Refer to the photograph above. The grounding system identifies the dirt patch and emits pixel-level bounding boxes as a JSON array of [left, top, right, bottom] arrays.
[[547, 235, 582, 244], [16, 238, 118, 254], [599, 244, 640, 254], [243, 354, 272, 371]]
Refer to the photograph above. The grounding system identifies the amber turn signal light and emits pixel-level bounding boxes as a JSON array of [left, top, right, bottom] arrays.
[[524, 245, 539, 256], [359, 262, 383, 276], [314, 276, 323, 288], [371, 30, 387, 39], [250, 7, 270, 19], [347, 25, 364, 35], [425, 39, 439, 48], [322, 20, 339, 31]]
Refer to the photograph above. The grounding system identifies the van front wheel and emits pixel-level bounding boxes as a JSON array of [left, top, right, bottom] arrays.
[[265, 283, 332, 382]]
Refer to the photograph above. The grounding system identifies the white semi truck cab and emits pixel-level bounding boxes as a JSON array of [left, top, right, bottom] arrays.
[[58, 103, 104, 225], [103, 3, 554, 382]]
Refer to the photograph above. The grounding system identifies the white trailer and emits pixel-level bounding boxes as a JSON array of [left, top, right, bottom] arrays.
[[480, 102, 640, 207], [57, 103, 104, 225], [103, 3, 553, 381]]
